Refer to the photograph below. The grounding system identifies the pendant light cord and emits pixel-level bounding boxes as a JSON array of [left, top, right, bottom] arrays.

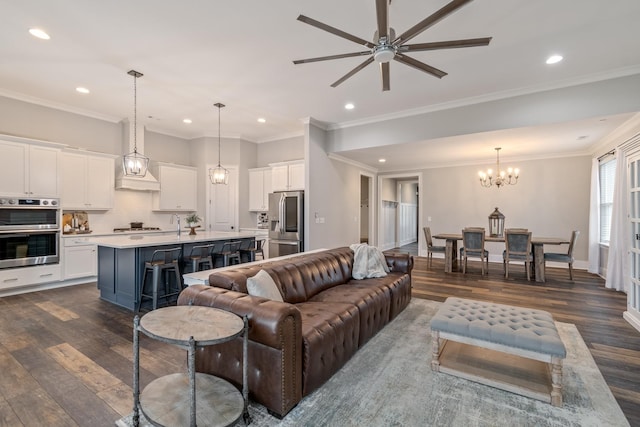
[[133, 74, 137, 154], [218, 104, 221, 167]]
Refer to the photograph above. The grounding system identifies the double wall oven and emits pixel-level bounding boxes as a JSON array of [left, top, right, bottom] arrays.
[[0, 197, 60, 269]]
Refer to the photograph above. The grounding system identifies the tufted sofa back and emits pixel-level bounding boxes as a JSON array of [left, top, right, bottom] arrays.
[[208, 247, 355, 303]]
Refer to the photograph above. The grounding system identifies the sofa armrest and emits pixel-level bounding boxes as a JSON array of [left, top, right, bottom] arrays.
[[384, 251, 414, 274], [177, 284, 301, 350]]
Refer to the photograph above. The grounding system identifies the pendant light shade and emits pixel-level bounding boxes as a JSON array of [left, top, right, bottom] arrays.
[[209, 102, 229, 185], [123, 70, 149, 177]]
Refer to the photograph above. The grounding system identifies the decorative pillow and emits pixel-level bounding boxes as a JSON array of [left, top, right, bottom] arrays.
[[246, 269, 283, 301]]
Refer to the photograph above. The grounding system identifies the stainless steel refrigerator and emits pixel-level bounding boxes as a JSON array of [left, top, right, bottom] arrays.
[[268, 191, 304, 257]]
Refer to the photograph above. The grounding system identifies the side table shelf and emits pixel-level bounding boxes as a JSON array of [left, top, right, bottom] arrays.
[[133, 306, 250, 426]]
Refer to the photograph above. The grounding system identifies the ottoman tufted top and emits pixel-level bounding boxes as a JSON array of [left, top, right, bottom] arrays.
[[431, 297, 566, 357]]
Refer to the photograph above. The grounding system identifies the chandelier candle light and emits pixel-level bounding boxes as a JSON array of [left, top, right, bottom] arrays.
[[123, 70, 149, 177], [478, 147, 519, 188], [209, 102, 229, 185]]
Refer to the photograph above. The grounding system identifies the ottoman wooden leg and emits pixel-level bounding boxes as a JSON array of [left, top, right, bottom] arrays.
[[550, 356, 563, 407], [431, 330, 441, 372]]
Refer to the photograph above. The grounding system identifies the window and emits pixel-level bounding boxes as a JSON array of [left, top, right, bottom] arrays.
[[599, 158, 616, 243]]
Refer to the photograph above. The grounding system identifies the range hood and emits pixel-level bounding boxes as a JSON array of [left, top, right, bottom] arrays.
[[115, 119, 160, 191]]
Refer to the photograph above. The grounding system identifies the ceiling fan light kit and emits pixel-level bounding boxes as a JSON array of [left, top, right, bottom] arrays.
[[293, 0, 491, 91]]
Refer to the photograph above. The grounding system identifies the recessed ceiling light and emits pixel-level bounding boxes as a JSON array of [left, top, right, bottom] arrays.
[[345, 103, 355, 110], [75, 87, 90, 94], [257, 118, 266, 123], [29, 28, 50, 40], [379, 158, 386, 163], [546, 54, 563, 65], [183, 119, 192, 124]]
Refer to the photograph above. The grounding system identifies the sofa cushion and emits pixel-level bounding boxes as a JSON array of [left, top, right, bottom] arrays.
[[247, 269, 283, 301], [296, 302, 360, 395], [309, 283, 390, 346]]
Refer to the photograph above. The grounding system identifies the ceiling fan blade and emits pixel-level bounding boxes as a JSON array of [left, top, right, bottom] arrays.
[[376, 0, 389, 40], [394, 53, 447, 79], [293, 51, 371, 65], [331, 57, 375, 88], [297, 15, 376, 49], [393, 0, 474, 46], [401, 37, 492, 52], [381, 62, 390, 91]]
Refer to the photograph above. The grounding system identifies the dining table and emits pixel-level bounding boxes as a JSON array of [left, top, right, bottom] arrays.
[[432, 233, 570, 282]]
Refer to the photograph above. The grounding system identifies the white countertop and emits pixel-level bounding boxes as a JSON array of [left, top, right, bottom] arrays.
[[89, 230, 260, 249], [182, 248, 326, 286]]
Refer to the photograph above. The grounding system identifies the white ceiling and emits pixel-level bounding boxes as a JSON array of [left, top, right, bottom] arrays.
[[1, 0, 640, 169]]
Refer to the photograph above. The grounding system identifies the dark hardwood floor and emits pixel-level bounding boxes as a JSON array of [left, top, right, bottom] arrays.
[[0, 251, 639, 426]]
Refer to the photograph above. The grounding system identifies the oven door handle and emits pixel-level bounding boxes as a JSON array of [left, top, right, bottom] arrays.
[[0, 230, 59, 236]]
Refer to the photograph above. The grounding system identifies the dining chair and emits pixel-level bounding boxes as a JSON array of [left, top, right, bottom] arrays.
[[424, 227, 446, 269], [460, 227, 489, 275], [544, 230, 580, 280], [503, 229, 532, 280]]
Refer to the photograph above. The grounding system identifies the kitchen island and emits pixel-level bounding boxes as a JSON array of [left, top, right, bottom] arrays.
[[92, 230, 256, 311]]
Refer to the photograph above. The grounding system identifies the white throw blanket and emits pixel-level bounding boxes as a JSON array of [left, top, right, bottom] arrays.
[[349, 243, 390, 279]]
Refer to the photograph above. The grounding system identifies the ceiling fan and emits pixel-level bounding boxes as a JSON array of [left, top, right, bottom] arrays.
[[293, 0, 492, 91]]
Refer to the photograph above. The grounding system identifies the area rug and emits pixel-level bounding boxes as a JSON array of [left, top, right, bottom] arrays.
[[117, 298, 629, 427]]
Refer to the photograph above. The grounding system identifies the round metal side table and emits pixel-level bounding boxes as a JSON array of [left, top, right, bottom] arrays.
[[133, 305, 250, 426]]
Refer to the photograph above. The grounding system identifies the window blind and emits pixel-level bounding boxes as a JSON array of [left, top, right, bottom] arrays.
[[599, 158, 616, 243]]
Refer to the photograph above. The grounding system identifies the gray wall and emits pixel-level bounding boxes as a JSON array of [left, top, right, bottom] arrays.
[[257, 136, 304, 167], [306, 122, 362, 250]]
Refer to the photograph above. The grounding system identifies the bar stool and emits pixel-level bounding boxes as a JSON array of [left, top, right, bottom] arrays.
[[184, 244, 214, 273], [255, 239, 265, 260], [138, 247, 182, 312], [240, 238, 265, 262], [218, 240, 242, 267]]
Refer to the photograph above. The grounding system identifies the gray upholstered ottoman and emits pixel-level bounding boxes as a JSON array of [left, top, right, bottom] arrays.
[[430, 297, 566, 406]]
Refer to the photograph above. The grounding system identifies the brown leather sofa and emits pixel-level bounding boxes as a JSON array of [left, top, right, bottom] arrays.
[[177, 247, 413, 417]]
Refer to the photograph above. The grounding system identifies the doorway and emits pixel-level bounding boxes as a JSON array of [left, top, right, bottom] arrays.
[[206, 165, 238, 231], [360, 173, 374, 244], [377, 173, 422, 252]]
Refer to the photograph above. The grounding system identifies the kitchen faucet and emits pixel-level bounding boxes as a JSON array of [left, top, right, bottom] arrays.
[[170, 214, 181, 236]]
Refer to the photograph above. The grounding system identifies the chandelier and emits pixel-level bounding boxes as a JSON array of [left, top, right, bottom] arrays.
[[209, 102, 229, 184], [478, 147, 519, 188], [122, 70, 149, 177]]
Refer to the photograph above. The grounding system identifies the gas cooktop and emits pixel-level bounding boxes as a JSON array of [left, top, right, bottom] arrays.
[[113, 227, 162, 233]]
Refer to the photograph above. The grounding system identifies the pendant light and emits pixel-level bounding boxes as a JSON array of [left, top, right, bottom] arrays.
[[122, 70, 149, 177], [209, 102, 229, 184]]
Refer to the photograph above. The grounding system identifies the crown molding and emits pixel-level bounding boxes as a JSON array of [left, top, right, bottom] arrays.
[[327, 153, 379, 173], [328, 66, 640, 132]]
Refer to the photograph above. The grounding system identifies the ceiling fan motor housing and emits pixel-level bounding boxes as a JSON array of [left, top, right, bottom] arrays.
[[373, 28, 397, 63]]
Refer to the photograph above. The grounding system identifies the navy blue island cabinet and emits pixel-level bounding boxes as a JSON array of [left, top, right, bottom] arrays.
[[93, 232, 256, 311]]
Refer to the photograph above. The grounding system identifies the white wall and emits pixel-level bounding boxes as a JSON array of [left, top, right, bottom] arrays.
[[421, 155, 591, 263], [306, 121, 362, 250]]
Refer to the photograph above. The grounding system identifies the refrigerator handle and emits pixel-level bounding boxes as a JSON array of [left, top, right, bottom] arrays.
[[279, 193, 285, 234]]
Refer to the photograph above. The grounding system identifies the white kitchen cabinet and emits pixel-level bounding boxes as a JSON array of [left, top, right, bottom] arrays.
[[0, 264, 61, 291], [151, 163, 197, 211], [0, 140, 59, 197], [62, 237, 97, 279], [249, 167, 272, 211], [271, 160, 304, 191], [60, 151, 115, 210]]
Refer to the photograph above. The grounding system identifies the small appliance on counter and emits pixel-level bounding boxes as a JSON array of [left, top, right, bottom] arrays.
[[63, 211, 91, 234], [257, 212, 268, 229]]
